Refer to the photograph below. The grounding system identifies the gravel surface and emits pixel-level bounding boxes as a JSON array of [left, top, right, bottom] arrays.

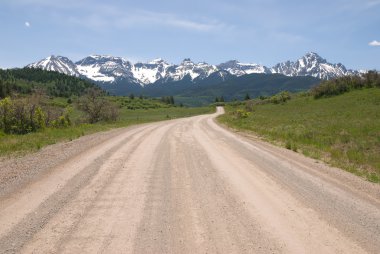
[[0, 126, 139, 200], [0, 107, 379, 253]]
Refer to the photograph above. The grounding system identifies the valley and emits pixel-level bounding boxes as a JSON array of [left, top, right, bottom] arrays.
[[0, 107, 379, 253]]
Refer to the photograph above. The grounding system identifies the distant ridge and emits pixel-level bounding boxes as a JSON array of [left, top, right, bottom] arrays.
[[27, 52, 359, 87]]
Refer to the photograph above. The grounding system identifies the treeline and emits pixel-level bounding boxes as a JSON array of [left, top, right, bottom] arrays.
[[311, 71, 380, 98], [214, 96, 225, 103], [0, 68, 96, 98], [161, 96, 175, 105]]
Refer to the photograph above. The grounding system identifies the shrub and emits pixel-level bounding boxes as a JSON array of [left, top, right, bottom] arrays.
[[34, 106, 46, 129], [270, 91, 291, 104], [245, 100, 255, 112], [233, 109, 250, 119], [0, 95, 72, 134], [0, 97, 44, 134], [0, 97, 13, 133], [101, 102, 119, 122], [311, 71, 380, 99], [77, 88, 120, 123]]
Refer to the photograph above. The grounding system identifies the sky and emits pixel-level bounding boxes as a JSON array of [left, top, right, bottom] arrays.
[[0, 0, 379, 70]]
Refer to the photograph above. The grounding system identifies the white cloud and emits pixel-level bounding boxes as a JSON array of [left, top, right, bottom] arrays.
[[366, 0, 380, 7], [5, 0, 233, 34], [66, 8, 231, 33], [25, 21, 30, 27], [369, 40, 380, 46], [117, 10, 229, 32]]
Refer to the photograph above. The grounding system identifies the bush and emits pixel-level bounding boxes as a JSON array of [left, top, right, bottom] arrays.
[[0, 96, 71, 134], [270, 91, 291, 104], [233, 109, 250, 119], [51, 106, 72, 128], [77, 88, 119, 123], [0, 97, 43, 134], [245, 100, 255, 112], [311, 71, 380, 99]]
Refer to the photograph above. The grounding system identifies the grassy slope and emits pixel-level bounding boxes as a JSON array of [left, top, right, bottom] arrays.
[[0, 106, 213, 157], [218, 88, 380, 182]]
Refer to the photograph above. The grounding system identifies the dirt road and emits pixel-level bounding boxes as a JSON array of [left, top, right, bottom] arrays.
[[0, 107, 379, 253]]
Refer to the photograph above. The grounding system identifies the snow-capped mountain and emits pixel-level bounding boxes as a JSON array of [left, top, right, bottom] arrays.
[[218, 60, 270, 76], [271, 52, 358, 80], [26, 52, 359, 86], [76, 55, 136, 83], [132, 58, 170, 85], [165, 58, 218, 82], [27, 56, 79, 76]]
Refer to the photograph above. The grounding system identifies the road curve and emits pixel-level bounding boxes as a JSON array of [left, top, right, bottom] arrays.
[[0, 107, 379, 253]]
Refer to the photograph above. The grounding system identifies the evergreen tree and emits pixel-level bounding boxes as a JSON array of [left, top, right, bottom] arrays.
[[244, 93, 250, 100]]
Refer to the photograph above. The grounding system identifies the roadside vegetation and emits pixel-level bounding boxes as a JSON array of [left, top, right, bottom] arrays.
[[218, 72, 380, 183], [0, 68, 213, 157]]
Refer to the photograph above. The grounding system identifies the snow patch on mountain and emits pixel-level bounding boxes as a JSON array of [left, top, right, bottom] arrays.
[[75, 55, 136, 84], [132, 59, 170, 85], [27, 56, 79, 76], [218, 60, 270, 76], [270, 52, 357, 79], [166, 59, 218, 81], [26, 52, 360, 86], [76, 65, 115, 82]]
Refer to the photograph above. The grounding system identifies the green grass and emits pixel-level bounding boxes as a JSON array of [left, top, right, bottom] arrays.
[[218, 88, 380, 183], [0, 106, 214, 157]]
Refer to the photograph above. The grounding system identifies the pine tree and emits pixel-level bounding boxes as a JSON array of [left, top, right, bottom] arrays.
[[244, 93, 250, 100]]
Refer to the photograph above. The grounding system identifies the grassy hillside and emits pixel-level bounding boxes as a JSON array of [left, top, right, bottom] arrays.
[[218, 88, 380, 183], [0, 98, 213, 157]]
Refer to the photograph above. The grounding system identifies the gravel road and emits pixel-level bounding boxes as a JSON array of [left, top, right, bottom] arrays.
[[0, 107, 379, 253]]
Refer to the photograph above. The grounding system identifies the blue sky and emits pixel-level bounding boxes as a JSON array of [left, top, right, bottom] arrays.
[[0, 0, 379, 70]]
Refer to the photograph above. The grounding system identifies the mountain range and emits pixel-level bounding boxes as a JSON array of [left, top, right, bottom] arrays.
[[27, 52, 358, 87], [25, 52, 360, 105]]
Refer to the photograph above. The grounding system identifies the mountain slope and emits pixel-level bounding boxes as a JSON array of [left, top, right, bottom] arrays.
[[218, 60, 270, 76], [26, 52, 357, 88], [271, 52, 357, 79], [76, 55, 138, 84], [0, 68, 96, 98], [177, 73, 320, 100], [27, 56, 80, 77]]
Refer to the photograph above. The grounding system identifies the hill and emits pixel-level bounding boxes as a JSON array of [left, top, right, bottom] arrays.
[[0, 68, 97, 98], [219, 87, 380, 183]]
